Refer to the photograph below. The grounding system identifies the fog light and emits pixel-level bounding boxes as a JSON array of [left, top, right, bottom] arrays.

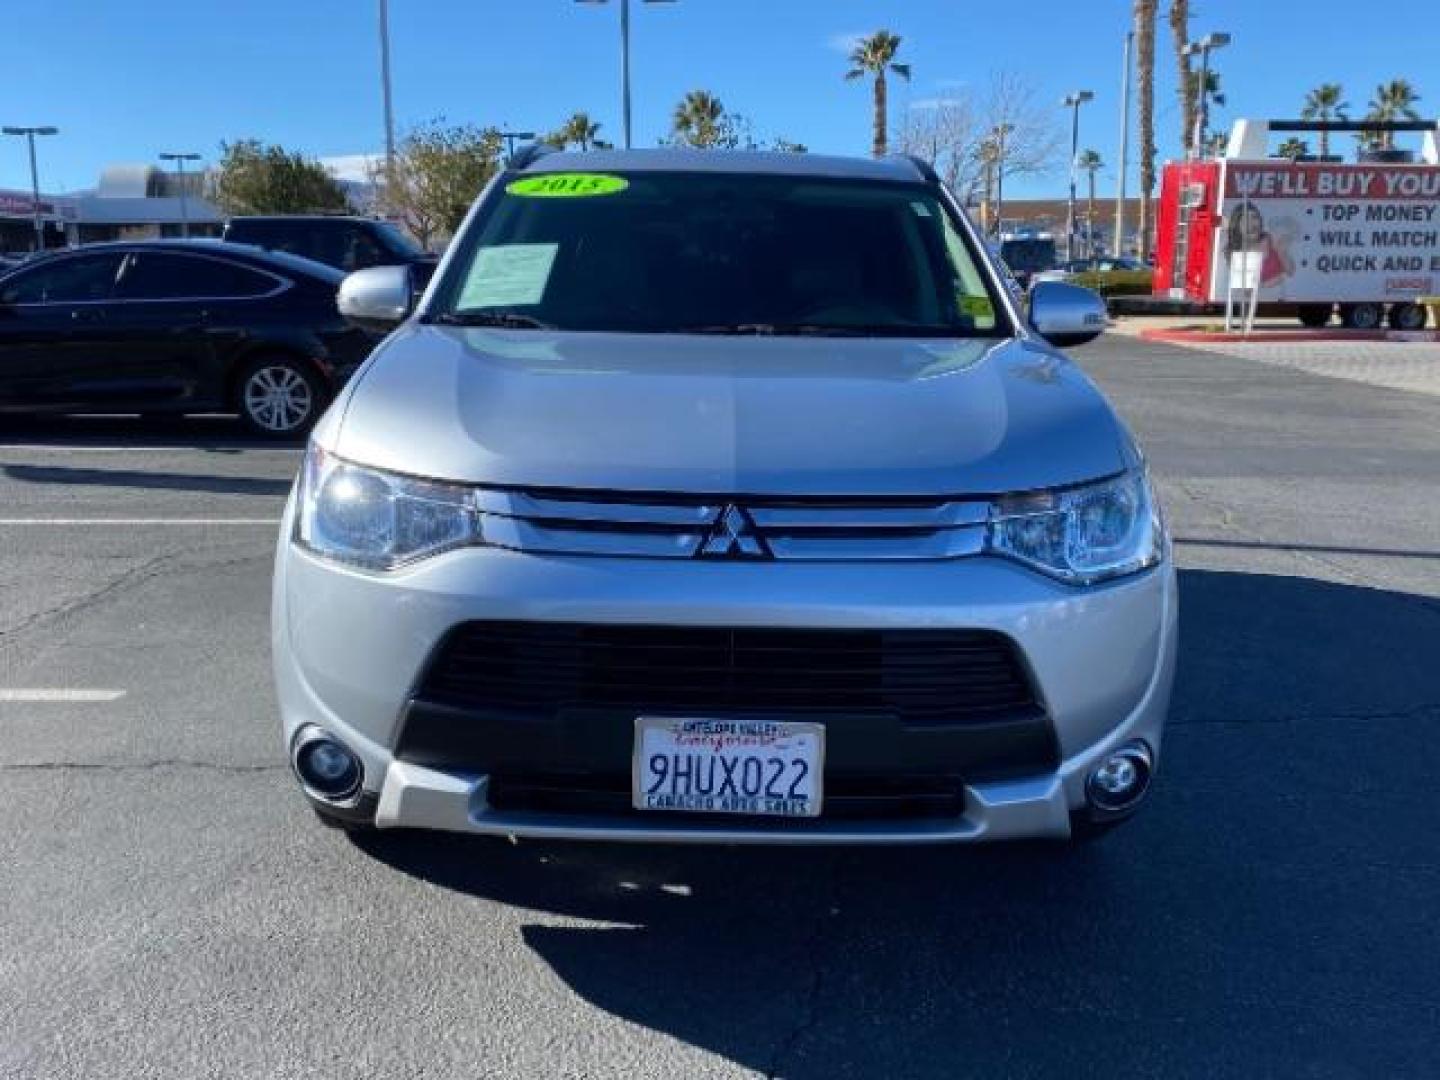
[[293, 731, 362, 801], [1085, 741, 1152, 815]]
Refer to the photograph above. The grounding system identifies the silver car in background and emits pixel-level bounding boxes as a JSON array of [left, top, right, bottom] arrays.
[[274, 149, 1176, 844]]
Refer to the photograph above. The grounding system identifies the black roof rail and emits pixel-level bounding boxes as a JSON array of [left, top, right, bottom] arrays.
[[1265, 119, 1437, 133], [508, 143, 557, 171]]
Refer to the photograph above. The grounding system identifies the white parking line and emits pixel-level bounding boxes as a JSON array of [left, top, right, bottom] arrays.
[[0, 518, 282, 526], [0, 689, 127, 702], [0, 445, 304, 454]]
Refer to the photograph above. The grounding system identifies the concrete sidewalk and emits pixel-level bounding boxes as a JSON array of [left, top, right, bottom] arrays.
[[1107, 321, 1440, 398], [1107, 315, 1438, 342]]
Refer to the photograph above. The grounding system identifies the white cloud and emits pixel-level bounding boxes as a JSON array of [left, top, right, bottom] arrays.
[[319, 153, 382, 183], [908, 96, 966, 112]]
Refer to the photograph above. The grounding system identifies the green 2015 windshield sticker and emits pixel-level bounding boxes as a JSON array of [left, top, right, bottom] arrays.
[[507, 173, 630, 198]]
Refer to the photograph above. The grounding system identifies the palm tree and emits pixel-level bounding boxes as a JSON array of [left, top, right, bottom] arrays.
[[1134, 0, 1157, 257], [1301, 84, 1349, 158], [844, 30, 911, 158], [1276, 137, 1310, 162], [1366, 80, 1422, 149], [547, 113, 599, 152], [670, 90, 727, 149], [546, 111, 603, 151], [1077, 150, 1103, 255], [1169, 0, 1196, 153]]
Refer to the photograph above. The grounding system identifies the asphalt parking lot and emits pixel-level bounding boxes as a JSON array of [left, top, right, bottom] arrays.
[[2, 334, 1438, 1079]]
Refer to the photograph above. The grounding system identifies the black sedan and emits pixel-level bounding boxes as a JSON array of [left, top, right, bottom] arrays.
[[0, 240, 378, 436]]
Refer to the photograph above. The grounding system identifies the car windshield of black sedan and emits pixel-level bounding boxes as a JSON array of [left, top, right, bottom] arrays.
[[431, 172, 1002, 336]]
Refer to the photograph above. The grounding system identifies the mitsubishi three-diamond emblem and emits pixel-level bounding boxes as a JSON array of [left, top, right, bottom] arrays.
[[698, 504, 769, 558]]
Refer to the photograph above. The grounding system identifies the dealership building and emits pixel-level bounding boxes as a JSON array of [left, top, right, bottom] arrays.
[[0, 163, 223, 252]]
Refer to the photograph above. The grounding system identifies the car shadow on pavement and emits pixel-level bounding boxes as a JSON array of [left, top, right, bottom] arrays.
[[0, 414, 299, 450], [1, 463, 294, 498], [356, 569, 1440, 1079]]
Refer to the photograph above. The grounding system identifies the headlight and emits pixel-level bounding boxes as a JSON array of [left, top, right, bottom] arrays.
[[987, 471, 1163, 585], [295, 445, 480, 570]]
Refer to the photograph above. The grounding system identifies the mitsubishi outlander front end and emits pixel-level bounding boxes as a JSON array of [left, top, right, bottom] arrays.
[[273, 148, 1177, 844]]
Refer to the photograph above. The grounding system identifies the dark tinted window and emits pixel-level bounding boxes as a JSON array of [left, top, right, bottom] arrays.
[[0, 253, 125, 304], [116, 253, 276, 300], [342, 229, 384, 272], [225, 220, 290, 247], [228, 220, 349, 269], [372, 221, 424, 258], [436, 172, 1002, 336]]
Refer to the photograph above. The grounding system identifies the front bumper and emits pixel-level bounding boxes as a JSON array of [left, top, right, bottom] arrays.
[[273, 500, 1177, 843]]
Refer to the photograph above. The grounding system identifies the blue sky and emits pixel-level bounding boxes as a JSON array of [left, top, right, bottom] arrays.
[[1, 0, 1431, 198]]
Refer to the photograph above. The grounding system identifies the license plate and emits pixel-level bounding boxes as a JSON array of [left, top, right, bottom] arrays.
[[632, 717, 824, 818]]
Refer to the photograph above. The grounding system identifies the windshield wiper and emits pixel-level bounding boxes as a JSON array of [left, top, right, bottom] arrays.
[[685, 323, 867, 337], [685, 323, 976, 338], [432, 311, 553, 330]]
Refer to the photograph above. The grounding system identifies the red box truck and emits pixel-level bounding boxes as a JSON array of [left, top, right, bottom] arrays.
[[1152, 118, 1440, 329]]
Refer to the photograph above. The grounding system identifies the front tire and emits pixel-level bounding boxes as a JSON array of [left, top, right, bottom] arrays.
[[236, 356, 325, 438], [312, 805, 375, 834]]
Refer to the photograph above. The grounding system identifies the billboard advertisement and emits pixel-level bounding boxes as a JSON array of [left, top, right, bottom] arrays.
[[1216, 163, 1440, 302]]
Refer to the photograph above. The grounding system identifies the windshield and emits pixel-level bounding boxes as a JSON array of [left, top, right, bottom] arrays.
[[430, 171, 1004, 336]]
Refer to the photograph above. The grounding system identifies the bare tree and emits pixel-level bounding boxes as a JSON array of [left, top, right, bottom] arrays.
[[897, 97, 982, 197], [978, 73, 1063, 197], [897, 73, 1060, 210]]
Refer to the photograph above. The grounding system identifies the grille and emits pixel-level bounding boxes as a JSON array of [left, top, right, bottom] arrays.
[[417, 621, 1039, 724], [473, 489, 990, 561]]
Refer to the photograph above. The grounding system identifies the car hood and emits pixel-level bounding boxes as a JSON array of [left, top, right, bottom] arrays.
[[328, 325, 1127, 496]]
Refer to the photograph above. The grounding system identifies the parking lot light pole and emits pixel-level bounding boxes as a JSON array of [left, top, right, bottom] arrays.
[[378, 0, 397, 181], [159, 152, 201, 238], [1186, 32, 1230, 158], [3, 125, 59, 252], [1062, 92, 1094, 261], [1115, 30, 1132, 256], [575, 0, 677, 150]]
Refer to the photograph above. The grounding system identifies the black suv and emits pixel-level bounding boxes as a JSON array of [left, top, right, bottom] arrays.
[[223, 216, 437, 287]]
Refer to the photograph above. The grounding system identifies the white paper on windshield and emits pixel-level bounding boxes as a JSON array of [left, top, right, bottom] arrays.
[[458, 243, 559, 309]]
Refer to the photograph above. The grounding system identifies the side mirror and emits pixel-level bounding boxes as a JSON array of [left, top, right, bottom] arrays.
[[1028, 281, 1107, 348], [338, 265, 413, 333]]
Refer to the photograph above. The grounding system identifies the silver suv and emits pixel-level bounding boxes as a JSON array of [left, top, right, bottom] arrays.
[[274, 149, 1176, 844]]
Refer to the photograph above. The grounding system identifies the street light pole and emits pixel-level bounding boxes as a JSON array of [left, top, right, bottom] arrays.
[[378, 0, 397, 179], [1062, 92, 1094, 261], [576, 0, 676, 150], [159, 152, 201, 238], [3, 125, 59, 252], [1115, 30, 1132, 256]]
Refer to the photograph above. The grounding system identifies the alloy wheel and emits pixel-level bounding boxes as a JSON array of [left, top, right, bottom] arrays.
[[243, 365, 314, 433]]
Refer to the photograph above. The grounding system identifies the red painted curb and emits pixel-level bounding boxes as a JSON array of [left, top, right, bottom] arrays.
[[1138, 327, 1440, 344]]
